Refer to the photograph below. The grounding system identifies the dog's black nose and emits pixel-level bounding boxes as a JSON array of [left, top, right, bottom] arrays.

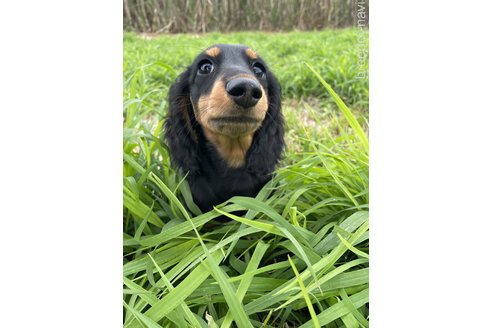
[[226, 78, 262, 109]]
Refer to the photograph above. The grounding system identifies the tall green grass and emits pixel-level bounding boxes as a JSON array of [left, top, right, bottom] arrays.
[[124, 30, 369, 327], [124, 29, 368, 111]]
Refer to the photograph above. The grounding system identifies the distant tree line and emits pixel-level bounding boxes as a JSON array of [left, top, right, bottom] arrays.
[[123, 0, 368, 33]]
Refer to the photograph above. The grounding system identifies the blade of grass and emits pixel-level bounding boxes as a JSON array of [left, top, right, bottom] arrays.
[[274, 219, 369, 298], [123, 277, 158, 306], [340, 310, 360, 328], [288, 255, 320, 328], [227, 197, 321, 291], [148, 254, 204, 328], [200, 247, 254, 328], [275, 258, 368, 310], [305, 62, 368, 152], [316, 147, 360, 207], [314, 211, 368, 254], [206, 312, 219, 328], [298, 288, 369, 328], [221, 241, 270, 328], [137, 204, 243, 248], [126, 251, 224, 327], [123, 300, 163, 328], [164, 194, 254, 327], [337, 233, 369, 259], [213, 207, 283, 235], [340, 288, 369, 328], [123, 186, 164, 228]]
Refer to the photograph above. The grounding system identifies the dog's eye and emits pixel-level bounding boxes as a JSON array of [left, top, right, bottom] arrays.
[[252, 62, 265, 78], [198, 60, 214, 75]]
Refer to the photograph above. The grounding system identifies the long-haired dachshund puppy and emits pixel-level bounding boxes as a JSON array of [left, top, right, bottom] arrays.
[[164, 44, 284, 212]]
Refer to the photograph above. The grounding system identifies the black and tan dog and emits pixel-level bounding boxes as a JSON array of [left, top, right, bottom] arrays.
[[164, 44, 284, 212]]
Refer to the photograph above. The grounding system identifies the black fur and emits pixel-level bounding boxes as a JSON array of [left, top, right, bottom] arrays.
[[164, 44, 284, 212]]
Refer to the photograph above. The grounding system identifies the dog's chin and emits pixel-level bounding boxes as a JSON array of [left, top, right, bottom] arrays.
[[208, 117, 262, 138]]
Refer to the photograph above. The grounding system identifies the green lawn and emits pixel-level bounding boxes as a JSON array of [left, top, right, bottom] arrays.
[[123, 29, 369, 327]]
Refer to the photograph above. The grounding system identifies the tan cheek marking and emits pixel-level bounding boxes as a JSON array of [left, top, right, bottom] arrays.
[[205, 47, 221, 57], [196, 80, 232, 125], [256, 85, 268, 118], [245, 48, 258, 59]]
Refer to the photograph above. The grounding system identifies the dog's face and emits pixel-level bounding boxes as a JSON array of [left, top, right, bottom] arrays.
[[188, 44, 270, 138], [166, 44, 283, 171]]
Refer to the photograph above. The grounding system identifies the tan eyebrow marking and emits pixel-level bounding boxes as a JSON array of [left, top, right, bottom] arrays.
[[205, 47, 221, 57], [245, 48, 258, 59]]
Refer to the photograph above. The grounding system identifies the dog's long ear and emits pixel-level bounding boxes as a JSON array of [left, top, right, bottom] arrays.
[[164, 68, 200, 174], [246, 72, 285, 176]]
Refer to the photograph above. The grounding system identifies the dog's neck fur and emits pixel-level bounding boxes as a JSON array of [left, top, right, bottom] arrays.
[[202, 128, 253, 168]]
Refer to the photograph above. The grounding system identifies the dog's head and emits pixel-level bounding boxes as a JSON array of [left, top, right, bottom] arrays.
[[189, 45, 271, 138], [165, 44, 284, 171]]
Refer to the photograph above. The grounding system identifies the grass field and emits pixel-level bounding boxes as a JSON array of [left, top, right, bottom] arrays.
[[123, 29, 369, 327]]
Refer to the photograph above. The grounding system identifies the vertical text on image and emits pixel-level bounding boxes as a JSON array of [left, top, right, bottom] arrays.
[[355, 0, 368, 79]]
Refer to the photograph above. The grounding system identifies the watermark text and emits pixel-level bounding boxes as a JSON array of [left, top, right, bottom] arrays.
[[355, 0, 368, 79]]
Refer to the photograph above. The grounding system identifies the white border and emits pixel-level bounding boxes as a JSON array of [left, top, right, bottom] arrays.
[[2, 1, 492, 326], [371, 1, 492, 327], [1, 1, 122, 326]]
